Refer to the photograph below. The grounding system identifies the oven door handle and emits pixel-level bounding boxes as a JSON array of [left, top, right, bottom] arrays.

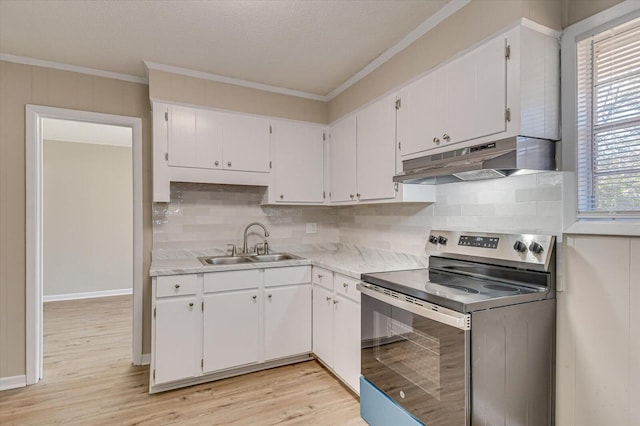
[[357, 283, 471, 331]]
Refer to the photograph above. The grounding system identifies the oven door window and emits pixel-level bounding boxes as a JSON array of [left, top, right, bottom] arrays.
[[361, 293, 467, 425]]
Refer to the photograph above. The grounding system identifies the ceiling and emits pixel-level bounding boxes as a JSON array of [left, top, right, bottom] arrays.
[[0, 0, 454, 98], [43, 118, 133, 147]]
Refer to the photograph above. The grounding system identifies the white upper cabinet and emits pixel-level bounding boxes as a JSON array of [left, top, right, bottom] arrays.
[[397, 23, 558, 159], [270, 120, 325, 204], [168, 106, 222, 169], [221, 112, 270, 173], [329, 115, 357, 203], [356, 95, 397, 201], [152, 103, 272, 201], [168, 106, 270, 172], [328, 96, 435, 205]]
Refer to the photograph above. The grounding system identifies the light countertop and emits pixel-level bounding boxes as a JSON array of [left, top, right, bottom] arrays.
[[150, 243, 429, 279]]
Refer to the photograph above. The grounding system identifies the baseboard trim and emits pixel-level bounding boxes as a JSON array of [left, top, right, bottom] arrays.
[[43, 288, 132, 302], [0, 375, 26, 391], [141, 353, 151, 365]]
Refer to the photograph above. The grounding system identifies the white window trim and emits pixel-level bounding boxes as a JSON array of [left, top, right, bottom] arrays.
[[561, 0, 640, 236]]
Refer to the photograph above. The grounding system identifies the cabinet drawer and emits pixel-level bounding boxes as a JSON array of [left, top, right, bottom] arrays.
[[265, 266, 311, 287], [334, 273, 361, 303], [312, 266, 334, 290], [204, 269, 260, 293], [156, 274, 198, 298]]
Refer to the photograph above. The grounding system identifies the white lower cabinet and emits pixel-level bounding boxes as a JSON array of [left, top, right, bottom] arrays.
[[203, 289, 260, 373], [312, 267, 361, 394], [264, 284, 312, 361], [153, 296, 200, 385], [151, 265, 312, 392]]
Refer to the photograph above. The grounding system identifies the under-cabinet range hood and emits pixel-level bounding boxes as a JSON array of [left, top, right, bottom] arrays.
[[393, 136, 556, 184]]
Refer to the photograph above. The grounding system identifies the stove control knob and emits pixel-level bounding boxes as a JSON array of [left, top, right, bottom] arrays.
[[429, 235, 439, 244], [529, 241, 544, 254], [438, 236, 448, 245], [513, 240, 528, 253]]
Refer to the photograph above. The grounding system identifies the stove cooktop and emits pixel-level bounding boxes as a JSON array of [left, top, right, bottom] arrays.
[[361, 268, 550, 313]]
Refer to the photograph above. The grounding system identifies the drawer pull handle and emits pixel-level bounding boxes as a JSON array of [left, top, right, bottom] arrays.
[[175, 284, 180, 289], [343, 283, 349, 288]]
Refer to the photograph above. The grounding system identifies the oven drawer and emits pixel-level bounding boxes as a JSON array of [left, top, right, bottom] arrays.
[[334, 273, 360, 302]]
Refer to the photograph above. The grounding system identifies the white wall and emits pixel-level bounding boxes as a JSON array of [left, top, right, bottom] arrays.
[[43, 139, 133, 298]]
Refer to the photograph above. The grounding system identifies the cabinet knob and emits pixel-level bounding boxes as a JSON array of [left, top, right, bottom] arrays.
[[443, 134, 450, 141], [317, 274, 323, 279], [268, 294, 272, 299], [356, 193, 361, 198], [433, 137, 440, 144], [350, 194, 354, 199], [252, 295, 257, 300], [214, 160, 219, 166], [333, 299, 339, 305], [326, 296, 332, 301], [174, 284, 180, 289], [188, 302, 194, 307], [343, 282, 349, 288], [227, 162, 232, 167], [280, 194, 284, 199]]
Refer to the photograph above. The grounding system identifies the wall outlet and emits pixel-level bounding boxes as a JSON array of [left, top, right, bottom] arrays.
[[306, 223, 317, 234]]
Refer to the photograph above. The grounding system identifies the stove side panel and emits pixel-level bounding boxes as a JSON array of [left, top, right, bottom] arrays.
[[471, 299, 556, 426]]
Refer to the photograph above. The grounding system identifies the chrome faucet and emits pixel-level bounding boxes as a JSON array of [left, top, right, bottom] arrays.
[[242, 222, 270, 254]]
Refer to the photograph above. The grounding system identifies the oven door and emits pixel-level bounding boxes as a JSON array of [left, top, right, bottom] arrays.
[[359, 284, 470, 426]]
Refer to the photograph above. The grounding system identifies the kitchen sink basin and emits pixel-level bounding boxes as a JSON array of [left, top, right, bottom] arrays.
[[198, 253, 302, 266], [198, 256, 256, 265], [249, 253, 302, 262]]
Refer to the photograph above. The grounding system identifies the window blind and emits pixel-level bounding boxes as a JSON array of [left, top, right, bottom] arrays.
[[576, 16, 640, 219]]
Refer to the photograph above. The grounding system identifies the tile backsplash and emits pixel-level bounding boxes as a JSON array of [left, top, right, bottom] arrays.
[[153, 172, 564, 256], [153, 183, 339, 251]]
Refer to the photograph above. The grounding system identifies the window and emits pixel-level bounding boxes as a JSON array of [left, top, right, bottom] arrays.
[[576, 16, 640, 220]]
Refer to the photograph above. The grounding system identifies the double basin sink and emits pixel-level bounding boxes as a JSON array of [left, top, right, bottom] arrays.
[[198, 253, 302, 266]]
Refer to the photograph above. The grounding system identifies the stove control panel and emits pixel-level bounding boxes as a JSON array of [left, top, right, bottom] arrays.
[[459, 235, 499, 249], [427, 230, 555, 272]]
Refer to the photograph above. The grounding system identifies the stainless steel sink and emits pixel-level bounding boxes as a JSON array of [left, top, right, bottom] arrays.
[[249, 253, 302, 262], [198, 253, 302, 266], [198, 256, 256, 265]]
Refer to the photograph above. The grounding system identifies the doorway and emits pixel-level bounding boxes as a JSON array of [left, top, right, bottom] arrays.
[[42, 118, 133, 301], [26, 106, 143, 385]]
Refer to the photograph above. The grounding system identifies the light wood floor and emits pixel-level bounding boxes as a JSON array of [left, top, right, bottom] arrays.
[[0, 295, 365, 425]]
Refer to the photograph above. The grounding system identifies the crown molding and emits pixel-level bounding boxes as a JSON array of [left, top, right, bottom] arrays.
[[0, 53, 147, 84]]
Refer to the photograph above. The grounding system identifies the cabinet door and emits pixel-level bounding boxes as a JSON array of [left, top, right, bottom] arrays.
[[444, 36, 507, 145], [168, 106, 222, 169], [397, 73, 440, 157], [154, 297, 200, 384], [329, 116, 357, 202], [356, 96, 397, 201], [312, 285, 334, 367], [202, 290, 260, 373], [333, 294, 361, 393], [264, 285, 312, 361], [222, 113, 271, 173], [272, 121, 324, 203]]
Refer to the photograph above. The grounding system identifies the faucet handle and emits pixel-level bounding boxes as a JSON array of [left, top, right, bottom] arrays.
[[226, 244, 237, 256], [263, 240, 269, 255]]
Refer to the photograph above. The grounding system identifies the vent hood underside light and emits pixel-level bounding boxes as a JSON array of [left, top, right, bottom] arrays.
[[393, 136, 556, 185]]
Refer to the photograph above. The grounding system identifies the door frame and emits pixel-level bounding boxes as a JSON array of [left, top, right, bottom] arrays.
[[25, 105, 144, 385]]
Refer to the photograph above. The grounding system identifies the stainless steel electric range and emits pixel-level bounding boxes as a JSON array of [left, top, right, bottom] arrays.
[[358, 230, 556, 426]]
